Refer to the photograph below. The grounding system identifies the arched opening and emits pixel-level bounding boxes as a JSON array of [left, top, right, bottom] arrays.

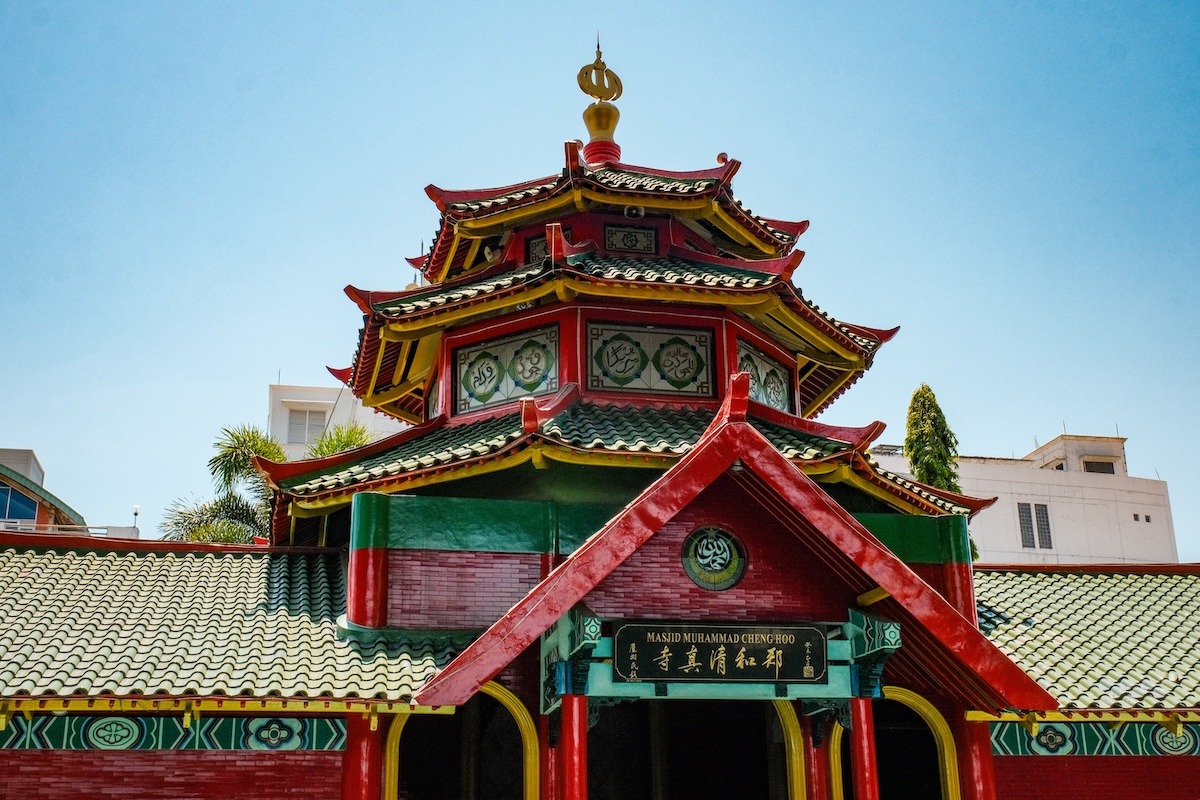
[[828, 688, 959, 800], [386, 682, 537, 800], [587, 699, 797, 800]]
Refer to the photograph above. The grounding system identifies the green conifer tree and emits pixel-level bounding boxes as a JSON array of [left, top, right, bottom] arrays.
[[904, 383, 962, 494]]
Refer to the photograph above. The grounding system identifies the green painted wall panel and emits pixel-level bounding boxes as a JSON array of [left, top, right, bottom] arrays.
[[852, 513, 970, 565], [351, 492, 618, 554]]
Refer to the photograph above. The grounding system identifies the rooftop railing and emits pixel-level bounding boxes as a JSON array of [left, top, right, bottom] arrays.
[[1, 520, 140, 538]]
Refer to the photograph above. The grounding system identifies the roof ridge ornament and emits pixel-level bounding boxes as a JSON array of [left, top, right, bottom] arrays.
[[578, 42, 622, 166], [577, 41, 623, 102]]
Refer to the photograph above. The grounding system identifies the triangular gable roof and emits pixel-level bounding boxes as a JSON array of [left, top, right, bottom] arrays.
[[414, 376, 1055, 712]]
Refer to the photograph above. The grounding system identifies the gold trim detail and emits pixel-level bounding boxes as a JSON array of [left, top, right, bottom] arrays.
[[382, 682, 538, 800], [772, 699, 807, 800], [828, 687, 961, 800]]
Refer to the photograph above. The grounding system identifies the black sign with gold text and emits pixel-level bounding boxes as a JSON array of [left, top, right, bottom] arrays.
[[612, 622, 828, 683]]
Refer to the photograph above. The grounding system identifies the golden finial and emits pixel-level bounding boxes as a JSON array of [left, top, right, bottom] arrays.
[[578, 40, 623, 164], [577, 40, 622, 103]]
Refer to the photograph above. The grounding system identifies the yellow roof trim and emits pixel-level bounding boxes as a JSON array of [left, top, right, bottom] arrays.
[[710, 203, 776, 255], [0, 697, 452, 717], [811, 466, 937, 516], [966, 710, 1200, 724], [363, 374, 430, 410], [288, 449, 539, 513]]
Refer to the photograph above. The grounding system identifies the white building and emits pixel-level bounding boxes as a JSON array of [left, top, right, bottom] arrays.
[[871, 434, 1177, 564], [268, 384, 408, 461], [0, 448, 138, 538]]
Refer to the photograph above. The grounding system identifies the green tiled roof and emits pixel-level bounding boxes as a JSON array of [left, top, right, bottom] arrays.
[[975, 568, 1200, 710], [588, 166, 720, 194], [0, 546, 455, 701], [444, 179, 560, 213], [871, 465, 971, 515], [372, 255, 777, 318], [282, 413, 525, 494], [373, 264, 547, 315], [281, 403, 854, 499], [567, 253, 777, 288], [544, 404, 849, 460]]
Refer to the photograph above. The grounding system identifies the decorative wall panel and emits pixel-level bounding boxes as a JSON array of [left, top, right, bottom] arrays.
[[589, 323, 712, 397], [737, 341, 792, 412], [991, 722, 1199, 756], [0, 715, 346, 751], [456, 327, 559, 413]]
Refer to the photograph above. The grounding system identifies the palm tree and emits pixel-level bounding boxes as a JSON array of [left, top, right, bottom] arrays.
[[161, 422, 372, 544]]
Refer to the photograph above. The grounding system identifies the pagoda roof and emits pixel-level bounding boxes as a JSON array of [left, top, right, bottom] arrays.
[[414, 379, 1054, 713], [342, 247, 895, 422], [0, 535, 457, 705], [975, 564, 1200, 710], [258, 384, 986, 541], [416, 142, 807, 283]]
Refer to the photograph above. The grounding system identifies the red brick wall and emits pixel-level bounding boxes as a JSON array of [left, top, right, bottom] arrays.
[[387, 549, 542, 629], [995, 755, 1200, 794], [2, 750, 341, 799], [585, 476, 856, 622]]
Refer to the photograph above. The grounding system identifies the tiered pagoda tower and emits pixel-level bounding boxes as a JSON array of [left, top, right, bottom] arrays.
[[259, 51, 988, 547], [255, 51, 1055, 800]]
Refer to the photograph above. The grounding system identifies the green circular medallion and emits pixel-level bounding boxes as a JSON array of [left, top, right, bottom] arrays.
[[682, 527, 745, 591]]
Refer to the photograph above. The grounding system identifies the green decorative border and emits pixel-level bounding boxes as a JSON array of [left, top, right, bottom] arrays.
[[0, 715, 346, 751], [991, 722, 1200, 756]]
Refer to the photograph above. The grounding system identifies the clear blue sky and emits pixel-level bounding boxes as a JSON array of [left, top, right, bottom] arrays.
[[2, 2, 1197, 558]]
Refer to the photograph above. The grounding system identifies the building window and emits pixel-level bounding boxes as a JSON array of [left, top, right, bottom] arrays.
[[1018, 502, 1053, 549], [0, 485, 37, 521], [287, 409, 327, 446], [1083, 460, 1115, 474], [1146, 515, 1152, 523], [1034, 504, 1053, 548]]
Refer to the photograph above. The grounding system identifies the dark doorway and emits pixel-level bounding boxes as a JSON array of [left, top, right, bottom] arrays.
[[588, 700, 784, 800], [398, 694, 523, 800], [838, 699, 942, 800]]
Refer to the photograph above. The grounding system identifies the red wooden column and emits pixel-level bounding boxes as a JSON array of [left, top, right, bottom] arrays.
[[343, 713, 384, 800], [848, 698, 880, 800], [953, 710, 998, 800], [540, 714, 558, 800], [801, 715, 829, 800], [560, 694, 588, 800]]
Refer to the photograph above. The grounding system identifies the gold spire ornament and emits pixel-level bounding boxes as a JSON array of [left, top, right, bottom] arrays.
[[578, 42, 623, 164], [577, 43, 623, 102]]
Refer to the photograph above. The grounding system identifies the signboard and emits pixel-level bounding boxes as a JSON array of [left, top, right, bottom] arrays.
[[612, 622, 828, 684]]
